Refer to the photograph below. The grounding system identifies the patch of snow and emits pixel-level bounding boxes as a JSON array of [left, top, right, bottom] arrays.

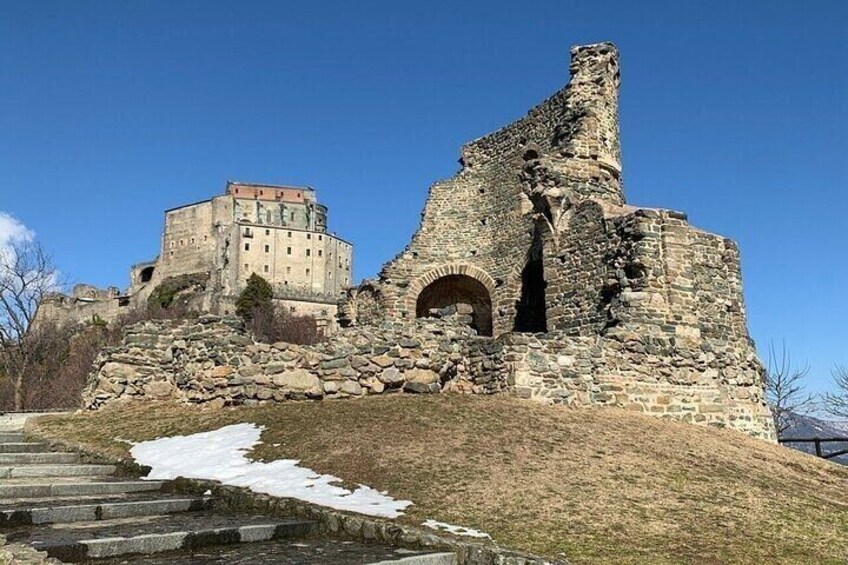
[[422, 519, 491, 539], [129, 423, 412, 518]]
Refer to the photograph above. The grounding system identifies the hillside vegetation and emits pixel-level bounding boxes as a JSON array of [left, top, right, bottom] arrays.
[[31, 395, 848, 564]]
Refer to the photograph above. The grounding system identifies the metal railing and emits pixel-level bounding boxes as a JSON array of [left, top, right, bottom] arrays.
[[779, 437, 848, 460]]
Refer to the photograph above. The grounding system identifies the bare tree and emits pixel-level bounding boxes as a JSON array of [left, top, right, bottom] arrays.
[[763, 341, 815, 438], [0, 238, 62, 410], [824, 365, 848, 420]]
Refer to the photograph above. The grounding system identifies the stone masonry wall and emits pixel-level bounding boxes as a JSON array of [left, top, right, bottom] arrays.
[[84, 316, 507, 410], [376, 43, 624, 336], [505, 330, 775, 440], [84, 316, 775, 440]]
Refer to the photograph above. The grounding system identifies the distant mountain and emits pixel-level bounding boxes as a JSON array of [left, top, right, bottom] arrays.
[[780, 413, 848, 465]]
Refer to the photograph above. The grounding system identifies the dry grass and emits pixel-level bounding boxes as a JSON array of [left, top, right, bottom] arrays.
[[30, 395, 848, 564]]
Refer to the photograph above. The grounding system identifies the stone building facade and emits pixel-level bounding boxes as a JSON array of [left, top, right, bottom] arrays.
[[338, 42, 775, 438], [39, 182, 353, 332]]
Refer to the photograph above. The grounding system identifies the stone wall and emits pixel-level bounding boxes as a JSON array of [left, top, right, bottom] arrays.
[[505, 330, 774, 439], [84, 316, 775, 440], [84, 316, 507, 410]]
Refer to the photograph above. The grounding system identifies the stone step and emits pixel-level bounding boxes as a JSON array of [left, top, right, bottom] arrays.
[[0, 442, 47, 453], [0, 495, 213, 527], [0, 479, 165, 499], [0, 463, 116, 479], [7, 513, 315, 562], [92, 540, 453, 564], [0, 432, 25, 442], [0, 452, 79, 465]]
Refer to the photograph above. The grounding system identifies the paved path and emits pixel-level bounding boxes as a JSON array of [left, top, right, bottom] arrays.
[[0, 422, 455, 564]]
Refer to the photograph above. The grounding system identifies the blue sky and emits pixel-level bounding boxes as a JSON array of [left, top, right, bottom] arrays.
[[2, 1, 846, 393]]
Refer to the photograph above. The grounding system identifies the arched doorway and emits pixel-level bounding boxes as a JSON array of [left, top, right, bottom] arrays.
[[139, 266, 155, 283], [415, 274, 493, 336]]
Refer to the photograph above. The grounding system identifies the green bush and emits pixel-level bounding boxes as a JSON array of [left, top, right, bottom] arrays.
[[236, 273, 273, 321]]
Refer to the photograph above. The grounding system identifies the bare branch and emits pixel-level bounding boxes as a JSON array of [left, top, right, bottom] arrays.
[[0, 238, 62, 409], [763, 340, 815, 438], [824, 365, 848, 420]]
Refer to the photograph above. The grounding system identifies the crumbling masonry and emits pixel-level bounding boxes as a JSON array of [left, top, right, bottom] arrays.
[[342, 42, 775, 439], [86, 42, 775, 440]]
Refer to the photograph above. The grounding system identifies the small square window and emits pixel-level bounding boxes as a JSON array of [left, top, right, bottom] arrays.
[[264, 265, 269, 273], [286, 266, 291, 274], [244, 263, 249, 269], [306, 268, 310, 275], [290, 306, 296, 313], [287, 231, 292, 237], [306, 249, 311, 257], [307, 233, 311, 240], [264, 245, 270, 252], [318, 235, 322, 241], [244, 243, 250, 251], [287, 247, 292, 255], [318, 250, 322, 257], [265, 229, 270, 236]]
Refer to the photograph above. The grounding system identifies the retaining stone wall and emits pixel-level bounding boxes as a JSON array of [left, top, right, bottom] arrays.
[[84, 315, 775, 440], [84, 316, 508, 410]]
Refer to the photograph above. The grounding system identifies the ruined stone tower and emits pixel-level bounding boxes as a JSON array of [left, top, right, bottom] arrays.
[[343, 42, 775, 438]]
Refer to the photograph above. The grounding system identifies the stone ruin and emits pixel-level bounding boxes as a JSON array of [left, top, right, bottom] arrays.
[[86, 42, 776, 440]]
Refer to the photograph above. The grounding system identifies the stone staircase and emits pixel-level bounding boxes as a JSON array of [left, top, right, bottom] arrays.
[[0, 428, 455, 564]]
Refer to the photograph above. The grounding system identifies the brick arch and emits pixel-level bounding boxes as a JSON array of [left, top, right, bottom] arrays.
[[407, 264, 498, 336], [407, 264, 497, 307]]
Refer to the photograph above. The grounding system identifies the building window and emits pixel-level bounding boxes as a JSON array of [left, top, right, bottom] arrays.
[[286, 266, 291, 274], [190, 237, 195, 244], [203, 235, 208, 241], [306, 249, 311, 257], [244, 243, 250, 251], [287, 231, 292, 237], [265, 229, 270, 236], [307, 233, 311, 240], [264, 245, 270, 252], [287, 247, 292, 255], [306, 268, 310, 276], [290, 306, 296, 313], [318, 250, 322, 257], [318, 235, 322, 241], [244, 263, 249, 270], [264, 265, 269, 273], [180, 239, 184, 246]]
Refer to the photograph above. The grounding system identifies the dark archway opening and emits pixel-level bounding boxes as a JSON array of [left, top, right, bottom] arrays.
[[514, 230, 548, 333], [140, 266, 155, 283], [415, 274, 493, 336]]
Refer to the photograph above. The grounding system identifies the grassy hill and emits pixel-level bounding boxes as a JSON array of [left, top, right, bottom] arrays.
[[30, 395, 848, 564]]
